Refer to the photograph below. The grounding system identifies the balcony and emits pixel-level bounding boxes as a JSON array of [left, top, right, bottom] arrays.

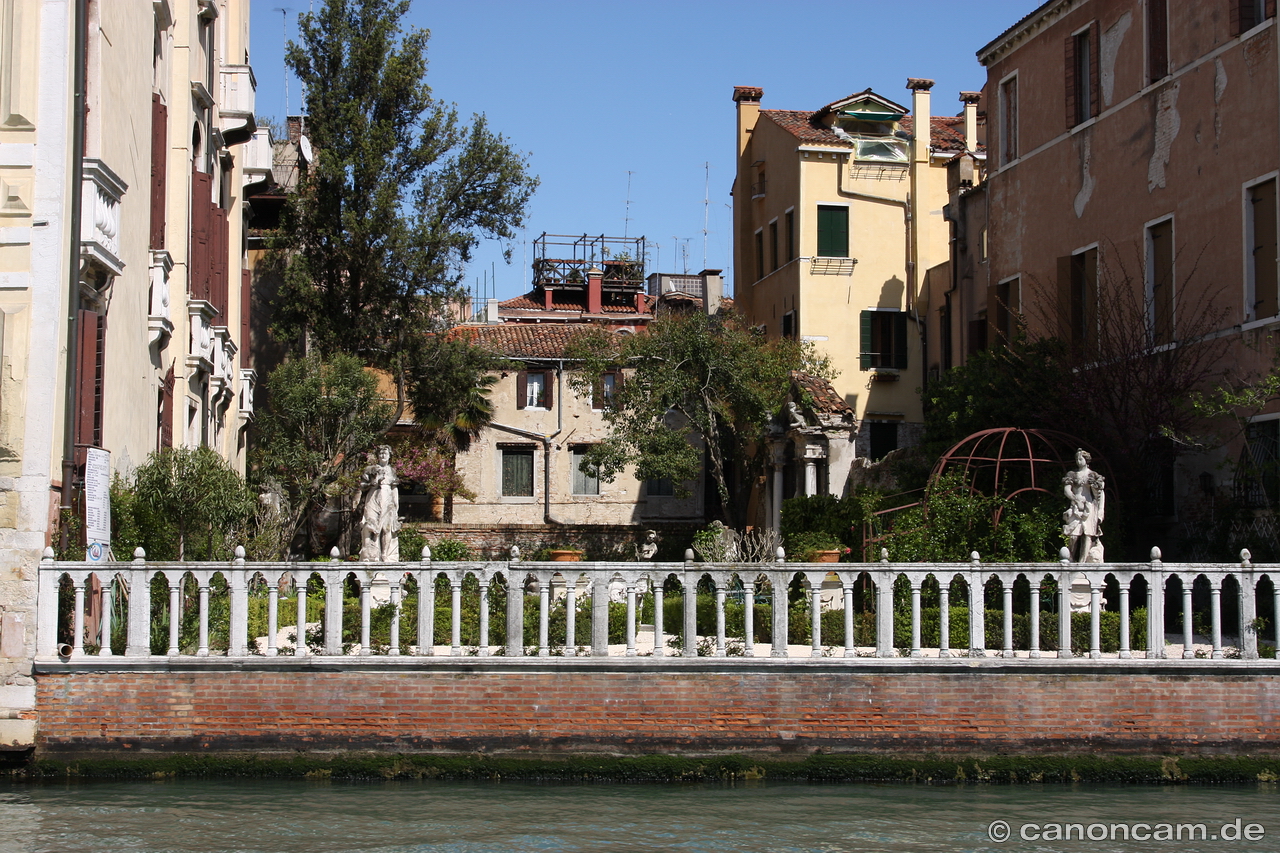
[[80, 159, 127, 277], [218, 65, 257, 146], [241, 127, 273, 187]]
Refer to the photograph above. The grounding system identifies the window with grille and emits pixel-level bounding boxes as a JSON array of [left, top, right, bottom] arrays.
[[571, 447, 599, 496], [501, 448, 534, 497]]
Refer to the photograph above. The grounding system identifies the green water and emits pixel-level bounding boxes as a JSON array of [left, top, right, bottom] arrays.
[[1, 779, 1278, 852]]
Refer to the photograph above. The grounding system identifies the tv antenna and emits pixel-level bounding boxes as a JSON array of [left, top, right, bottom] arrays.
[[702, 162, 710, 270], [274, 7, 291, 117], [624, 171, 634, 239]]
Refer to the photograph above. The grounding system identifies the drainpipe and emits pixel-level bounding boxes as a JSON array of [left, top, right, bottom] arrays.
[[60, 0, 89, 538], [490, 361, 565, 525], [907, 78, 935, 372]]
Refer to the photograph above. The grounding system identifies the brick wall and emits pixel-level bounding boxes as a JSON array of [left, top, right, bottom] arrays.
[[33, 663, 1280, 757], [411, 522, 701, 561]]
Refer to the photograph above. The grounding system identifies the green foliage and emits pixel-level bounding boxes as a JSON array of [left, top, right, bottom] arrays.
[[252, 352, 391, 551], [406, 334, 510, 453], [397, 527, 426, 562], [429, 538, 474, 561], [272, 0, 537, 409], [566, 311, 829, 527], [131, 447, 254, 560]]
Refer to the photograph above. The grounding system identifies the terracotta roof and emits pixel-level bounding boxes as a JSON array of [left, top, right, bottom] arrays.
[[446, 323, 606, 359], [499, 289, 654, 315], [791, 371, 854, 418], [761, 109, 982, 153]]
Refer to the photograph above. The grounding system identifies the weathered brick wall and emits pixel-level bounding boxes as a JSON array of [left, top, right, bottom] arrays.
[[32, 663, 1280, 757]]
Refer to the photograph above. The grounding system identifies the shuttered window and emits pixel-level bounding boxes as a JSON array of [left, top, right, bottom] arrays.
[[1065, 23, 1100, 128], [571, 447, 599, 496], [1000, 76, 1019, 165], [816, 206, 849, 258], [149, 95, 167, 250], [1147, 219, 1174, 344], [501, 448, 534, 497], [859, 310, 908, 369], [1147, 0, 1169, 84], [75, 310, 105, 448], [516, 370, 553, 410], [1249, 179, 1279, 321]]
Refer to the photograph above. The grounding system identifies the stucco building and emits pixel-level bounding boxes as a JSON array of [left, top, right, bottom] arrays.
[[731, 80, 977, 464], [0, 0, 260, 747]]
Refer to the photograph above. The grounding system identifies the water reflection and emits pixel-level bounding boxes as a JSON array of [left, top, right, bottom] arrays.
[[0, 779, 1277, 852]]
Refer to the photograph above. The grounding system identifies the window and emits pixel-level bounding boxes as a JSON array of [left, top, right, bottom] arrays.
[[868, 422, 898, 461], [1244, 418, 1280, 508], [754, 230, 764, 280], [1061, 247, 1098, 347], [1146, 218, 1174, 344], [75, 309, 106, 448], [816, 205, 849, 258], [646, 478, 675, 497], [1066, 24, 1100, 128], [999, 75, 1018, 165], [781, 309, 797, 340], [991, 276, 1019, 348], [1247, 178, 1278, 321], [501, 447, 535, 497], [1147, 0, 1169, 84], [860, 310, 908, 369], [769, 220, 779, 272], [592, 371, 618, 410], [1232, 0, 1273, 35], [571, 447, 599, 496], [516, 369, 553, 410], [785, 210, 796, 262]]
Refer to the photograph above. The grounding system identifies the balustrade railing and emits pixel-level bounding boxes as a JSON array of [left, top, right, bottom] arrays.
[[34, 546, 1280, 663]]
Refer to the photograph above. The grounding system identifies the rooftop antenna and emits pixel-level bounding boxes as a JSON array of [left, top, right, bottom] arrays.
[[702, 162, 710, 270], [624, 171, 634, 239], [274, 7, 291, 118]]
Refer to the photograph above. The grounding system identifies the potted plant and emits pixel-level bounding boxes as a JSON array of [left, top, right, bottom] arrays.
[[547, 544, 585, 562], [786, 531, 844, 563]]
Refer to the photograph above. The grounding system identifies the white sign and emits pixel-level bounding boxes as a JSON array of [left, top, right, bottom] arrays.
[[84, 446, 111, 548]]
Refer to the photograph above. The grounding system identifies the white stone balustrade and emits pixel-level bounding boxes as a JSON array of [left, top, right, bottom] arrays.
[[80, 159, 127, 276], [33, 547, 1280, 663]]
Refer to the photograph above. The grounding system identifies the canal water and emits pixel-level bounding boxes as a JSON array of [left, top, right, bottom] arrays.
[[1, 778, 1278, 852]]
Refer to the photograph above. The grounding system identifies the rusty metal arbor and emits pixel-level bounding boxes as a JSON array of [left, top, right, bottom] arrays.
[[928, 427, 1107, 503]]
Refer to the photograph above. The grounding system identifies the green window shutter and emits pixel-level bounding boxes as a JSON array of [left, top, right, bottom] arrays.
[[817, 206, 848, 258], [894, 311, 908, 369], [860, 310, 873, 369]]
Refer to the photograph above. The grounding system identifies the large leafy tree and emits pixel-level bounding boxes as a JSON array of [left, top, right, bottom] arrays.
[[568, 310, 829, 528], [132, 447, 255, 561], [272, 0, 538, 416]]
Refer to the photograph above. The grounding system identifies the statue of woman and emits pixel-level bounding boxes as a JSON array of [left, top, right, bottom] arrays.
[[359, 445, 400, 561], [1062, 449, 1105, 563]]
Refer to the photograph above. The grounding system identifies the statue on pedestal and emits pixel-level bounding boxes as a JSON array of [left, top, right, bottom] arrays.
[[359, 445, 400, 562], [1063, 449, 1105, 563]]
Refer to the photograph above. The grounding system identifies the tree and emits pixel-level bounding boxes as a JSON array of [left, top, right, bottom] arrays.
[[567, 310, 829, 528], [405, 332, 509, 453], [271, 0, 538, 418], [252, 352, 392, 549], [132, 447, 254, 561]]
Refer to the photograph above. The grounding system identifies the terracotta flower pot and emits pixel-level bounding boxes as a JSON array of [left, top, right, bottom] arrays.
[[549, 549, 584, 562], [811, 550, 841, 563]]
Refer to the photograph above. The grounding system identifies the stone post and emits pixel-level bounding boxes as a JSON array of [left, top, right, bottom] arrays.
[[591, 573, 609, 656], [126, 548, 150, 657]]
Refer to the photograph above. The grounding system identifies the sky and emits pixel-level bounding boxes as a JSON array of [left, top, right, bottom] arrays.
[[249, 0, 1042, 304]]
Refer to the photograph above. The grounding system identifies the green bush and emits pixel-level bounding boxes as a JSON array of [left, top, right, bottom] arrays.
[[429, 538, 474, 561]]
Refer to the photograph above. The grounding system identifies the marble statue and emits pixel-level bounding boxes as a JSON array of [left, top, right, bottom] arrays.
[[1062, 449, 1105, 563], [359, 445, 400, 562], [786, 401, 806, 429], [638, 529, 659, 560]]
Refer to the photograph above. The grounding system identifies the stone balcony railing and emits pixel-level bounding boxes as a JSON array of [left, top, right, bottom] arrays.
[[34, 548, 1280, 664], [217, 64, 256, 145], [80, 159, 127, 277]]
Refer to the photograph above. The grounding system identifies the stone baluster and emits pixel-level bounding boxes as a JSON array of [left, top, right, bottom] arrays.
[[197, 580, 210, 657], [388, 578, 401, 657], [968, 553, 985, 658], [1089, 580, 1102, 660], [1210, 578, 1224, 660], [875, 550, 893, 658], [810, 576, 823, 657], [1028, 578, 1041, 659], [714, 578, 726, 657], [741, 575, 754, 658], [420, 548, 435, 656], [1182, 575, 1195, 659], [842, 579, 855, 658], [1118, 578, 1130, 659], [36, 549, 58, 657], [127, 548, 150, 657], [72, 577, 86, 657], [591, 572, 609, 657], [773, 571, 791, 658], [683, 559, 698, 658], [564, 576, 577, 654], [909, 578, 922, 658], [538, 576, 551, 657], [294, 572, 308, 657], [1058, 549, 1073, 659], [1239, 550, 1258, 659], [324, 550, 344, 656], [1274, 576, 1280, 653], [359, 576, 372, 656], [627, 583, 639, 657], [266, 577, 279, 657], [477, 578, 489, 657], [168, 575, 182, 656], [939, 577, 951, 658], [228, 547, 248, 657], [451, 576, 464, 656], [1148, 547, 1165, 658], [652, 575, 665, 657], [98, 572, 113, 657], [1002, 577, 1014, 658], [507, 570, 525, 657]]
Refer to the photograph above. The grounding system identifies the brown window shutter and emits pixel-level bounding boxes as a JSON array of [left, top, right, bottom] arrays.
[[240, 269, 251, 367], [210, 207, 229, 318], [1269, 0, 1277, 22], [542, 370, 554, 410], [160, 365, 174, 448], [190, 169, 213, 302], [149, 95, 167, 250], [1064, 34, 1078, 128], [1148, 0, 1169, 83], [1056, 255, 1073, 340], [1089, 21, 1101, 118], [516, 371, 528, 410], [1230, 0, 1246, 35], [75, 309, 99, 448]]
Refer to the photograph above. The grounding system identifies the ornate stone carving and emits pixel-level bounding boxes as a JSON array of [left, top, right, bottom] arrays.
[[358, 445, 400, 562]]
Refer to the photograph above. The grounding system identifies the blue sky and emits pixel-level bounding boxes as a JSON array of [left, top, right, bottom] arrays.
[[250, 1, 1041, 303]]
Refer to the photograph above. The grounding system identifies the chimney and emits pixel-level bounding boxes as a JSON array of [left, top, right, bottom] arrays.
[[733, 86, 763, 158], [907, 79, 935, 164], [960, 91, 981, 151], [586, 265, 603, 315], [484, 298, 501, 324], [700, 269, 724, 316], [286, 115, 306, 142]]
